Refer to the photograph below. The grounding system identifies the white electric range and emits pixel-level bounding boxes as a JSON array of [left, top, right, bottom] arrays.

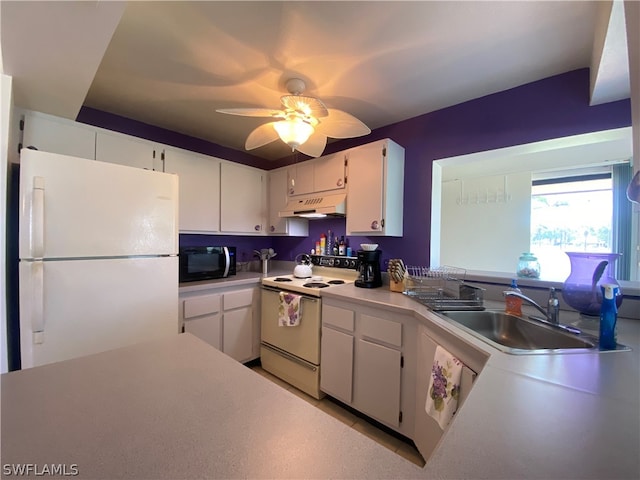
[[260, 255, 358, 398]]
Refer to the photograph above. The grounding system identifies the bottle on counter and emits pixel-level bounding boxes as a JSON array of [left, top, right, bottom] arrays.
[[327, 230, 333, 256], [504, 279, 523, 316], [338, 236, 346, 256], [320, 234, 326, 256], [333, 236, 339, 256], [346, 238, 352, 257], [599, 283, 619, 350]]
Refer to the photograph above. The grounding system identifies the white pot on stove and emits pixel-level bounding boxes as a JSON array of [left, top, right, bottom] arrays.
[[293, 254, 313, 278]]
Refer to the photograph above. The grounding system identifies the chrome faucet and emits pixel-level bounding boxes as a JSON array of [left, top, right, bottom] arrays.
[[503, 288, 581, 334], [503, 287, 561, 324]]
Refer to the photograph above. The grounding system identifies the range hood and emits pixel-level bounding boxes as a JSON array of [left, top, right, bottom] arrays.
[[279, 193, 346, 219]]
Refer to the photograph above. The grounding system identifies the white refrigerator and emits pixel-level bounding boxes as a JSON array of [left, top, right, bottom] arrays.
[[18, 149, 179, 369]]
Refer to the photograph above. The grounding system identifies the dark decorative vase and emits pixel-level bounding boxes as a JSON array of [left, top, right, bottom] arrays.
[[561, 252, 623, 317]]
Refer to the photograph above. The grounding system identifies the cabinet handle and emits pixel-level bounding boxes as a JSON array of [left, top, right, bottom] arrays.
[[337, 178, 344, 187], [270, 225, 275, 232], [289, 188, 295, 195], [255, 225, 261, 231], [371, 220, 380, 230]]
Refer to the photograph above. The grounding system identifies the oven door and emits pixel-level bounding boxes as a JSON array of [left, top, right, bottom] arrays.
[[260, 287, 321, 365]]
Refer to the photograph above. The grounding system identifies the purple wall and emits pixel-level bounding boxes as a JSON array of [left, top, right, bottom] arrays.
[[77, 69, 631, 268]]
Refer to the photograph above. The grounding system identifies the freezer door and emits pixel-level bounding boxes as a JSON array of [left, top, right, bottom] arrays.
[[19, 256, 179, 369], [19, 149, 178, 259]]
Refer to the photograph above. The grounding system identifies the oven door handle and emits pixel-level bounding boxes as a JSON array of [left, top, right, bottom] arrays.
[[261, 285, 319, 302]]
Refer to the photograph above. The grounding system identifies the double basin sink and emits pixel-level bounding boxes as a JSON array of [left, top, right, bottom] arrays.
[[437, 310, 626, 355]]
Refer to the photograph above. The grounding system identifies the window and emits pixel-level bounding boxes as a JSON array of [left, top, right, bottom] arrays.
[[531, 174, 613, 280]]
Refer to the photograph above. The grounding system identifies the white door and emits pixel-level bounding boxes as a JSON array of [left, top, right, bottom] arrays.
[[164, 148, 220, 233], [23, 112, 96, 159], [346, 145, 384, 233], [19, 150, 178, 258], [220, 162, 264, 233], [313, 153, 346, 193], [19, 256, 178, 369], [95, 131, 159, 170]]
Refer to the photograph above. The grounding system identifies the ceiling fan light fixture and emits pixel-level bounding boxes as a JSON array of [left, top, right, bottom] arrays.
[[273, 117, 314, 150]]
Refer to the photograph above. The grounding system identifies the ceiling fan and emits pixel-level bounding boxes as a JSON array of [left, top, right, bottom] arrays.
[[216, 78, 371, 158]]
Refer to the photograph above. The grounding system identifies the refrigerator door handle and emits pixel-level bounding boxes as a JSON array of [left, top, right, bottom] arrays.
[[31, 261, 45, 344], [223, 246, 230, 278], [31, 176, 45, 258]]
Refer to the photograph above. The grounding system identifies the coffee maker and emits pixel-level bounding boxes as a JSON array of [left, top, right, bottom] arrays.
[[355, 250, 383, 288]]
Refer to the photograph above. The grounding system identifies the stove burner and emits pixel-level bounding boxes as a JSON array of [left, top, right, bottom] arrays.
[[327, 279, 345, 285], [273, 277, 293, 282], [303, 282, 330, 288]]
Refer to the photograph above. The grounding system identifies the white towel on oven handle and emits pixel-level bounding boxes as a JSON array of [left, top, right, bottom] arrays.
[[278, 291, 302, 326]]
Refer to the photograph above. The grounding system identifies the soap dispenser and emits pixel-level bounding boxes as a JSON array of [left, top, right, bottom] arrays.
[[505, 279, 523, 316], [599, 283, 619, 350]]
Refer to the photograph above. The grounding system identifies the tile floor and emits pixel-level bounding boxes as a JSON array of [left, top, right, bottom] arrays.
[[249, 364, 426, 467]]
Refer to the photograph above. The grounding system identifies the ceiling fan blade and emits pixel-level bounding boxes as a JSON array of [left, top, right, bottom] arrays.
[[281, 95, 328, 118], [315, 109, 371, 138], [216, 108, 284, 118], [245, 122, 279, 150], [296, 132, 327, 158]]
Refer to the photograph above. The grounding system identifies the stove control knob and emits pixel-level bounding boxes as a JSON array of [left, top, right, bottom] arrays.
[[328, 258, 335, 266]]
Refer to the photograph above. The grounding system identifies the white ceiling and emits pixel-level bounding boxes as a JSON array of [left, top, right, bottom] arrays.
[[1, 1, 631, 161]]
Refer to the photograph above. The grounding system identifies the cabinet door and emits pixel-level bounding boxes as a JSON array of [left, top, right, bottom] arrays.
[[268, 168, 289, 234], [267, 168, 308, 236], [95, 131, 159, 170], [23, 113, 96, 159], [287, 161, 314, 196], [346, 144, 385, 233], [164, 148, 220, 233], [313, 152, 346, 193], [223, 307, 253, 363], [183, 314, 222, 351], [354, 338, 402, 427], [220, 162, 265, 233], [320, 326, 354, 403]]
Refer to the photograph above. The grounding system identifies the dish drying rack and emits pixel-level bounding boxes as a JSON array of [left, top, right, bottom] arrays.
[[403, 266, 485, 311]]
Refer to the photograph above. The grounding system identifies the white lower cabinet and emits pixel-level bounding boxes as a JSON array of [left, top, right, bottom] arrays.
[[322, 297, 489, 462], [321, 299, 416, 438], [413, 322, 484, 463], [180, 285, 260, 363]]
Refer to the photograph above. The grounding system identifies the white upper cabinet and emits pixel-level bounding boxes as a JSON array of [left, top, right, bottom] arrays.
[[287, 152, 346, 196], [220, 162, 266, 234], [267, 168, 308, 236], [287, 161, 314, 196], [346, 139, 405, 237], [313, 152, 347, 193], [22, 111, 96, 160], [163, 146, 220, 233], [95, 130, 163, 171]]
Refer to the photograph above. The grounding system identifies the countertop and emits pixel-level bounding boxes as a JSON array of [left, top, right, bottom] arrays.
[[1, 334, 423, 479], [321, 284, 640, 480], [5, 273, 637, 479]]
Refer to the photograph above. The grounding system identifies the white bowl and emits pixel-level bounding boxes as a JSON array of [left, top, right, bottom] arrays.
[[360, 243, 379, 251]]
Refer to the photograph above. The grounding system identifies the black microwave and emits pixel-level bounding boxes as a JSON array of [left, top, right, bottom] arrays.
[[179, 246, 236, 282]]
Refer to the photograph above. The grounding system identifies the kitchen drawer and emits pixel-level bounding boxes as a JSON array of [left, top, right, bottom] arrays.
[[183, 293, 221, 319], [322, 304, 355, 332], [223, 289, 254, 310], [359, 314, 402, 348]]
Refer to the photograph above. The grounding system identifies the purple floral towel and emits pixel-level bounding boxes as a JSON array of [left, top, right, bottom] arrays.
[[278, 292, 302, 326], [425, 345, 463, 430]]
